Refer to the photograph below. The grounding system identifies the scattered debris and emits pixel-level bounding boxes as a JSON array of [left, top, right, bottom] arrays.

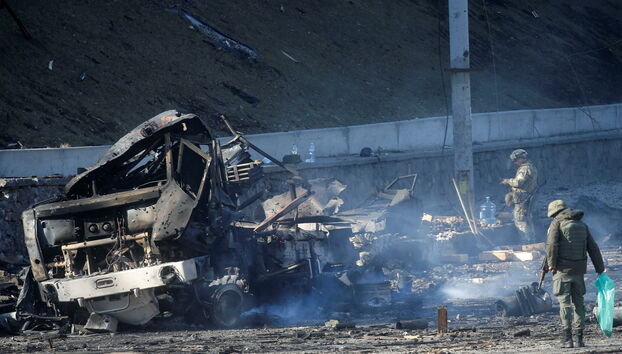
[[520, 243, 545, 252], [84, 313, 118, 333], [513, 328, 531, 337], [395, 319, 428, 330], [496, 282, 552, 316], [295, 330, 311, 339], [171, 7, 259, 61], [324, 319, 356, 330], [479, 247, 541, 262], [479, 250, 514, 262], [513, 251, 538, 261], [281, 50, 299, 63], [1, 140, 23, 149]]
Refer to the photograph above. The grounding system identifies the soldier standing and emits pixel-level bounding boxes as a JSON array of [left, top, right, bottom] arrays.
[[501, 149, 538, 243], [544, 200, 605, 348]]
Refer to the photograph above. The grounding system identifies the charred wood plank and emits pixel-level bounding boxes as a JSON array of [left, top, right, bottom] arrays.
[[253, 190, 312, 233]]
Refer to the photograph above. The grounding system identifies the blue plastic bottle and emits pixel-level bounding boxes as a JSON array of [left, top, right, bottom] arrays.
[[479, 196, 496, 225], [305, 142, 316, 163]]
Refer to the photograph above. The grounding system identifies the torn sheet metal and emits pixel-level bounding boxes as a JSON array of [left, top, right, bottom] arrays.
[[17, 111, 373, 332], [338, 174, 419, 235], [170, 7, 259, 61], [261, 178, 346, 222], [496, 282, 552, 316]]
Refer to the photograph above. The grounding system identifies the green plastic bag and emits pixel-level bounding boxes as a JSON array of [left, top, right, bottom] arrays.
[[594, 273, 615, 337]]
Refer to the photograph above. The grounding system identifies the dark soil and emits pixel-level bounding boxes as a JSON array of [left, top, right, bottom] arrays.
[[1, 0, 621, 147]]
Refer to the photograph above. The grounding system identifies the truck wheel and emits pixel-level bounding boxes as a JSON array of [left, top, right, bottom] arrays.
[[210, 283, 244, 328]]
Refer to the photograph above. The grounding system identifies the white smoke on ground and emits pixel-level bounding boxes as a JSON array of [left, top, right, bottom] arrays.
[[242, 294, 331, 327], [439, 264, 536, 300]]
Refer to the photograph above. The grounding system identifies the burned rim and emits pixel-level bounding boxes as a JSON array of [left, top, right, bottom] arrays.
[[210, 284, 244, 328]]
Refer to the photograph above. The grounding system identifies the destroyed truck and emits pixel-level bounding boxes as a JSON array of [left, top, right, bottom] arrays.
[[19, 111, 355, 331]]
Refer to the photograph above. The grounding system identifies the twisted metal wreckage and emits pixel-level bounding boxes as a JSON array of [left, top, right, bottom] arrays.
[[3, 111, 554, 335], [10, 111, 423, 333]]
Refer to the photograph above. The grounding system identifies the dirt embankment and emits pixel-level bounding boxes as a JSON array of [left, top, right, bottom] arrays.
[[1, 0, 621, 147]]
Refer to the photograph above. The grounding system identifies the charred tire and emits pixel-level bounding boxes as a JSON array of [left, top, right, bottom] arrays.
[[208, 283, 244, 328]]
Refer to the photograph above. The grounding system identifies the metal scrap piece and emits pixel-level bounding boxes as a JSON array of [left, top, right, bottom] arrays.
[[179, 9, 259, 61], [254, 190, 313, 232], [496, 283, 552, 316], [84, 313, 118, 333]]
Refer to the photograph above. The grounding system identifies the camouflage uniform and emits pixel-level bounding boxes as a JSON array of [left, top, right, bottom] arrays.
[[545, 205, 605, 347], [506, 160, 538, 243]]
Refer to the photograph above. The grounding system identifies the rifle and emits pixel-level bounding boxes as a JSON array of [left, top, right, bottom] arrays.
[[538, 257, 548, 289]]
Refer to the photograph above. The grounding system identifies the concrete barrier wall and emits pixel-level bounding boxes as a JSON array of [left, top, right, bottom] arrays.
[[1, 103, 620, 177], [0, 146, 110, 178]]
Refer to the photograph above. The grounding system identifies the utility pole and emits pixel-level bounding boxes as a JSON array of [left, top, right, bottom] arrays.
[[448, 0, 474, 201]]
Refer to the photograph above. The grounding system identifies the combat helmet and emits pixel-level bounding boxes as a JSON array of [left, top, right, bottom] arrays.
[[509, 149, 527, 161], [547, 200, 567, 218]]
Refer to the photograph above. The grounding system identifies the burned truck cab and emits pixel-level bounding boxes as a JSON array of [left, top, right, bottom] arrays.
[[21, 111, 261, 328]]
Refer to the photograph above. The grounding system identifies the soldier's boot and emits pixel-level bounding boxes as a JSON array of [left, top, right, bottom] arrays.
[[574, 329, 585, 348], [561, 329, 573, 348]]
